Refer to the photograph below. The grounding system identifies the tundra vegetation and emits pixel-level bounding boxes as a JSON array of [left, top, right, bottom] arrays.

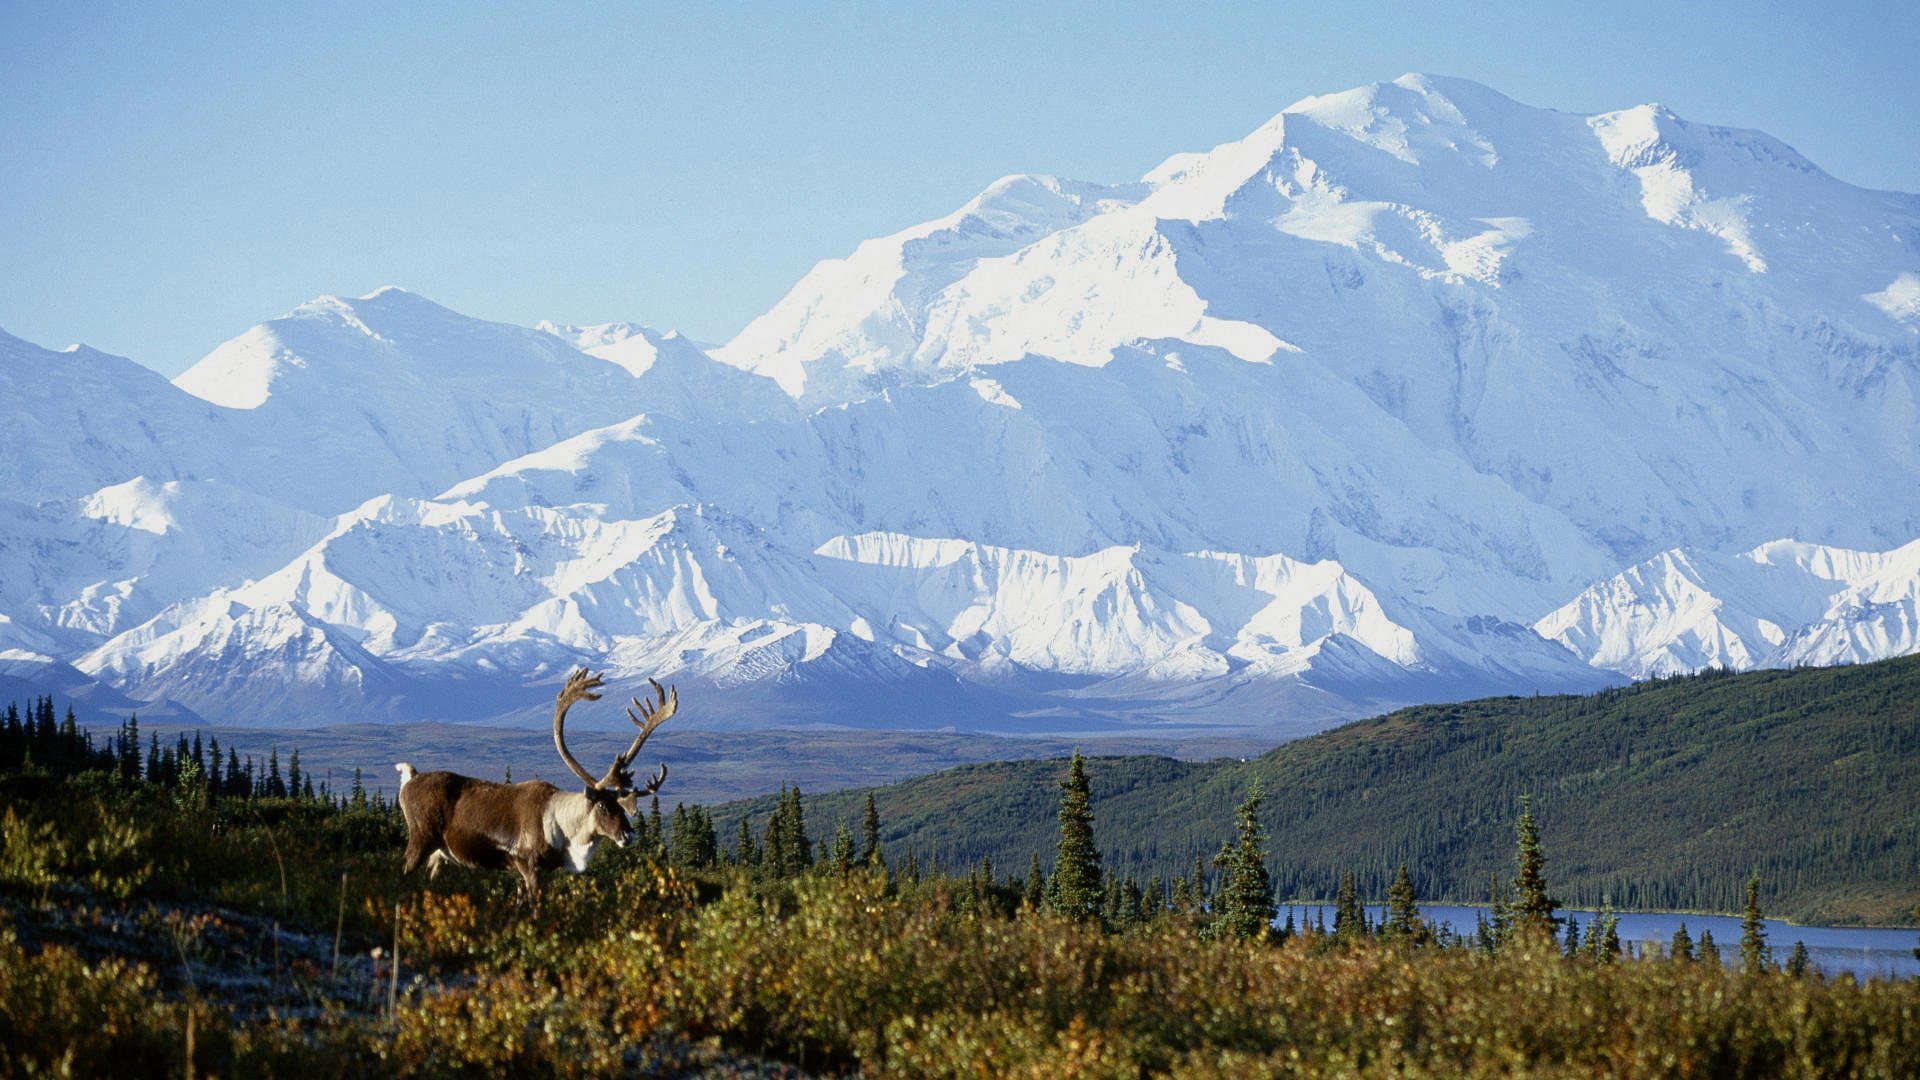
[[0, 697, 1916, 1077]]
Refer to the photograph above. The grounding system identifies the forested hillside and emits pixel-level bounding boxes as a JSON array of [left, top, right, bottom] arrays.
[[719, 657, 1920, 925]]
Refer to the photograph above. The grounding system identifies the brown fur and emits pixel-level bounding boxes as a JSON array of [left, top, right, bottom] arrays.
[[397, 770, 637, 900], [395, 668, 672, 903]]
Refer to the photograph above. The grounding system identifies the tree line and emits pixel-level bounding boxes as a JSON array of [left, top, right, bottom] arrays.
[[0, 697, 395, 811]]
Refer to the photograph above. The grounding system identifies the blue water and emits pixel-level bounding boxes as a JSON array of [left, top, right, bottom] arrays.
[[1277, 903, 1918, 981]]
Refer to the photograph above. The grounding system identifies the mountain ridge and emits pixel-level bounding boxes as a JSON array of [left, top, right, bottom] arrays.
[[3, 74, 1916, 729]]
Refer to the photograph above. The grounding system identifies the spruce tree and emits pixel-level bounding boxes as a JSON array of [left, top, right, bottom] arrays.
[[1509, 795, 1558, 938], [1563, 914, 1582, 957], [1670, 921, 1694, 962], [287, 748, 302, 798], [1487, 873, 1511, 950], [1170, 875, 1193, 916], [1740, 873, 1771, 974], [832, 822, 856, 875], [1211, 783, 1275, 942], [350, 766, 366, 810], [1785, 941, 1810, 977], [668, 805, 693, 869], [860, 792, 882, 867], [1024, 853, 1045, 909], [1587, 901, 1620, 963], [780, 786, 813, 876], [1332, 869, 1364, 946], [1698, 929, 1722, 967], [762, 800, 787, 878], [734, 814, 758, 868], [120, 715, 141, 784], [1046, 752, 1103, 922], [1118, 876, 1145, 928], [1383, 863, 1424, 944]]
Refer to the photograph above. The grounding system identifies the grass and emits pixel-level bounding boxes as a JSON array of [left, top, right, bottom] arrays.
[[0, 767, 1916, 1077]]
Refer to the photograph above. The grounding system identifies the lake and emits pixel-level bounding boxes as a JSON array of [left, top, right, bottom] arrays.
[[1278, 903, 1918, 981]]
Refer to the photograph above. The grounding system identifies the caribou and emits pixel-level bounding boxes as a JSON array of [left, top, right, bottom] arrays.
[[395, 669, 675, 901]]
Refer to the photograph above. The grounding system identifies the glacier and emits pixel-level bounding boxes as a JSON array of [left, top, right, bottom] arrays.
[[2, 74, 1916, 731]]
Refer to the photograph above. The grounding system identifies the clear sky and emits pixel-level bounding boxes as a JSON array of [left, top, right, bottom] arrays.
[[3, 0, 1915, 375]]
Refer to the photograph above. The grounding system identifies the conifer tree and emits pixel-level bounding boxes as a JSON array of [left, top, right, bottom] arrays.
[[1170, 875, 1193, 916], [350, 766, 367, 810], [1211, 783, 1275, 942], [1024, 853, 1045, 909], [287, 748, 302, 797], [860, 792, 882, 867], [1118, 875, 1145, 928], [1698, 929, 1722, 967], [1586, 900, 1620, 963], [668, 804, 693, 868], [1047, 752, 1103, 922], [762, 799, 787, 877], [1192, 852, 1213, 905], [1383, 863, 1425, 944], [1487, 873, 1512, 949], [649, 796, 666, 859], [1509, 795, 1558, 938], [1563, 914, 1582, 957], [1740, 873, 1771, 974], [1333, 869, 1365, 946], [734, 814, 758, 868], [1785, 940, 1810, 977], [120, 715, 141, 784], [780, 785, 813, 876], [1670, 921, 1694, 962], [832, 822, 856, 875], [266, 748, 285, 798]]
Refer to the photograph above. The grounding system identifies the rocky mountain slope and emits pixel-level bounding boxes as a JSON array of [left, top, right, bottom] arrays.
[[3, 75, 1916, 729]]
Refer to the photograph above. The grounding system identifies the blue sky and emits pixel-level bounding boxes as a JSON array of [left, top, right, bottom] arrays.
[[3, 1, 1915, 375]]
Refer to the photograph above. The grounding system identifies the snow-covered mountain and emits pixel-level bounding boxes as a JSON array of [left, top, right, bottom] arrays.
[[1537, 539, 1920, 678], [4, 74, 1918, 730]]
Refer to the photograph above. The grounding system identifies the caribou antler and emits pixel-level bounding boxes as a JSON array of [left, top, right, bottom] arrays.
[[552, 668, 606, 789], [604, 678, 676, 791]]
